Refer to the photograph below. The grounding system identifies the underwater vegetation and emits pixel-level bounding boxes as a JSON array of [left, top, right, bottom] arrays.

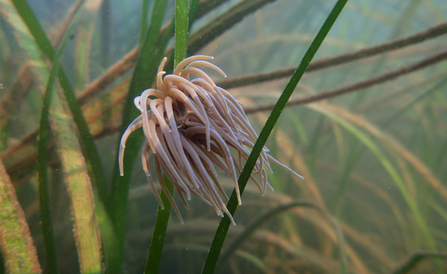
[[1, 0, 447, 273]]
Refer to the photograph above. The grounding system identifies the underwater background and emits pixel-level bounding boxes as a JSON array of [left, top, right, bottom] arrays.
[[1, 0, 447, 273]]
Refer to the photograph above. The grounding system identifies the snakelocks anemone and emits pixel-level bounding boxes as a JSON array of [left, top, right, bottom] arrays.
[[119, 55, 303, 225]]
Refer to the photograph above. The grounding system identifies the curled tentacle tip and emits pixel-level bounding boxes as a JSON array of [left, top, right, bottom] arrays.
[[229, 217, 236, 226]]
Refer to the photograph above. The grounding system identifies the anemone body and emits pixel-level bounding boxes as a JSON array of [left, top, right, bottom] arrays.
[[119, 55, 302, 225]]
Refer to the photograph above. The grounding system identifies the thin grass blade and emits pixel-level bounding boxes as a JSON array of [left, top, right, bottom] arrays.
[[201, 1, 348, 273], [49, 92, 102, 273], [174, 0, 188, 67], [109, 1, 169, 272], [34, 2, 84, 271], [391, 252, 447, 274], [140, 0, 151, 45], [0, 159, 41, 273], [144, 1, 189, 272], [144, 177, 174, 274]]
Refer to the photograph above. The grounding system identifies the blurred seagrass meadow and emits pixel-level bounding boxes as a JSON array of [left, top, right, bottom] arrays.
[[1, 0, 447, 273]]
